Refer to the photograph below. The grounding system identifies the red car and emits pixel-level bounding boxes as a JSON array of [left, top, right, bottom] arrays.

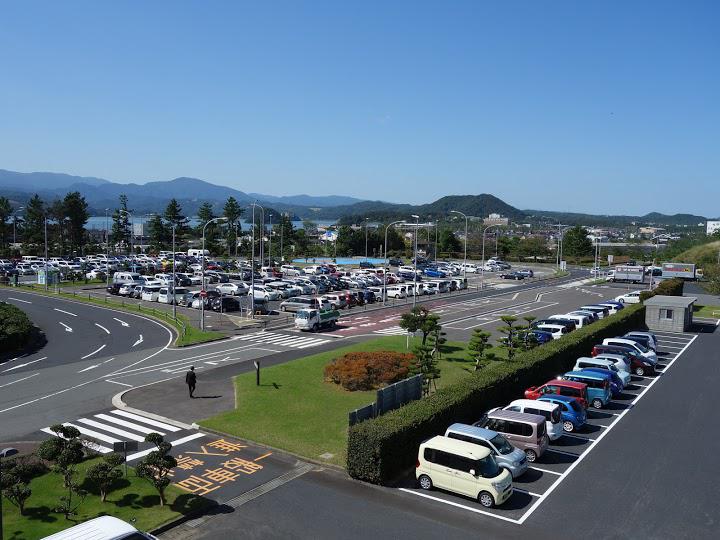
[[524, 379, 589, 409]]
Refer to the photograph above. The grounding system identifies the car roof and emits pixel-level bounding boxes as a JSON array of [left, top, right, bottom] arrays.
[[538, 394, 579, 405], [542, 379, 586, 390], [509, 399, 559, 411], [422, 435, 492, 459], [565, 370, 610, 381], [487, 409, 546, 425], [41, 515, 137, 539], [446, 423, 497, 440], [577, 356, 613, 366]]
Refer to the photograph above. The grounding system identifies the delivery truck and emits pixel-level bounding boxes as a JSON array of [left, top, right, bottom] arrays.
[[294, 308, 340, 332], [607, 265, 645, 284], [661, 262, 698, 280]]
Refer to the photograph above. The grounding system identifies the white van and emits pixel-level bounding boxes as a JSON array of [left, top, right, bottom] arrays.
[[112, 272, 141, 284], [497, 399, 564, 441], [535, 324, 568, 339], [416, 435, 513, 508], [281, 264, 302, 276], [386, 285, 406, 299], [158, 287, 189, 304], [40, 515, 157, 539], [551, 314, 588, 329], [141, 285, 162, 302], [187, 249, 209, 258]]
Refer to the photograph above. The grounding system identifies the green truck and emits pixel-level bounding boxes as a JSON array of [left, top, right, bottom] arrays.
[[294, 308, 340, 332]]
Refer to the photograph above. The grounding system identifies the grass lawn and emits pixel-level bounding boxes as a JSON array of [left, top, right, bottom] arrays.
[[201, 335, 503, 467], [694, 305, 720, 318], [1, 457, 210, 539]]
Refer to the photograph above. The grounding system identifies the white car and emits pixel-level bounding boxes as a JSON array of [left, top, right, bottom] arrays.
[[85, 269, 104, 279], [602, 338, 658, 364], [535, 324, 568, 339], [248, 285, 278, 301], [141, 286, 162, 302], [614, 291, 642, 304], [216, 283, 242, 296]]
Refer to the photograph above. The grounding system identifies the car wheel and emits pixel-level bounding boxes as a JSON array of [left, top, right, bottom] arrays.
[[634, 366, 645, 376], [418, 474, 433, 491], [592, 398, 603, 409], [312, 323, 319, 332], [478, 491, 495, 508], [619, 298, 625, 304], [563, 420, 575, 433], [525, 449, 537, 463]]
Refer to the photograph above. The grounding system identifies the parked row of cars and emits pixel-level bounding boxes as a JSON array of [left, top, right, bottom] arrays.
[[415, 307, 659, 508]]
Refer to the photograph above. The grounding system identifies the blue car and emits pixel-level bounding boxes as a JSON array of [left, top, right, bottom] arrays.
[[530, 330, 554, 344], [581, 367, 624, 397], [538, 395, 586, 433], [423, 268, 446, 278], [563, 371, 612, 409]]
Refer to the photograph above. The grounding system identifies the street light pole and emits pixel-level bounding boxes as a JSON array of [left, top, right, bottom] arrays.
[[365, 217, 370, 262], [105, 208, 110, 288], [44, 216, 48, 291], [480, 224, 501, 294], [411, 214, 419, 307], [172, 224, 177, 320], [268, 214, 273, 266], [200, 217, 228, 331], [383, 219, 405, 304], [249, 202, 264, 319], [450, 210, 468, 278]]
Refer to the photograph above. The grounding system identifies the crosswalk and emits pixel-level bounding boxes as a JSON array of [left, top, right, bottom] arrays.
[[373, 326, 408, 336], [40, 409, 205, 461], [234, 331, 331, 349]]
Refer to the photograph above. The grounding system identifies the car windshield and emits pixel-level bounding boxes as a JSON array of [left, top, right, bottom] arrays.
[[489, 434, 513, 455], [476, 455, 501, 478], [632, 341, 649, 353]]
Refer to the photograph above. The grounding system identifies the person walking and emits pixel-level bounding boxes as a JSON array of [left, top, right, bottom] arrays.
[[185, 366, 197, 398]]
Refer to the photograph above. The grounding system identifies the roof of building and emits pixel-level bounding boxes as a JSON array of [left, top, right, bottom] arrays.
[[643, 295, 698, 308]]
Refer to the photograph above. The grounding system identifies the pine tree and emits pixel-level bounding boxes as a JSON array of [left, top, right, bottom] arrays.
[[63, 191, 89, 255], [0, 196, 11, 252], [410, 344, 441, 396], [147, 214, 168, 251], [497, 316, 521, 361], [23, 194, 46, 251], [223, 196, 244, 256], [427, 326, 447, 359], [110, 195, 132, 254], [467, 329, 492, 371], [164, 199, 190, 250]]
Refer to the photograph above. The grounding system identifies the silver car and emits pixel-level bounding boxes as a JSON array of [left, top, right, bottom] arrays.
[[444, 423, 528, 478]]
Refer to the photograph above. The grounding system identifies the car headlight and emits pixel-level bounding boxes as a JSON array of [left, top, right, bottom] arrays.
[[491, 481, 504, 489]]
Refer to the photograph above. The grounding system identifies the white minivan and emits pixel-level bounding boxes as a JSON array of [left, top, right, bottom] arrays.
[[495, 399, 564, 441], [416, 435, 513, 508]]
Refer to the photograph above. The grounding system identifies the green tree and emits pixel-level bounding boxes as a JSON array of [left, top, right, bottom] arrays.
[[399, 306, 441, 345], [164, 198, 190, 249], [467, 329, 492, 371], [85, 452, 125, 503], [111, 195, 132, 254], [0, 466, 32, 515], [37, 425, 85, 488], [410, 344, 441, 396], [0, 196, 11, 251], [496, 316, 521, 361], [427, 326, 447, 359], [135, 433, 177, 506], [196, 202, 220, 254], [438, 227, 461, 253], [563, 226, 593, 257], [63, 191, 89, 255], [223, 196, 244, 256], [147, 214, 167, 251], [23, 194, 46, 250]]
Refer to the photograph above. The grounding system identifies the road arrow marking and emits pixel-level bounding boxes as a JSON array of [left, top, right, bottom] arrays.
[[95, 323, 110, 334], [113, 317, 130, 327], [59, 322, 73, 333], [54, 308, 77, 317], [78, 363, 102, 373], [2, 357, 47, 373], [132, 335, 144, 347]]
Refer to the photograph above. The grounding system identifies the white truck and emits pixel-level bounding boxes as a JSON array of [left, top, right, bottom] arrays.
[[294, 308, 340, 332], [607, 265, 645, 284]]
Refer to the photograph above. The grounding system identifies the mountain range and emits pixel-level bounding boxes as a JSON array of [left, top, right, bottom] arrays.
[[0, 168, 714, 227]]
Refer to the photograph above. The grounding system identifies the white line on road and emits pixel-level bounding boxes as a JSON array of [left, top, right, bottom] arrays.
[[8, 297, 32, 303], [513, 488, 543, 498], [398, 489, 521, 524], [2, 357, 47, 373], [94, 413, 164, 435], [113, 317, 130, 327], [59, 322, 73, 333], [81, 344, 106, 360], [0, 373, 40, 387], [528, 466, 562, 476], [95, 323, 110, 334], [133, 335, 144, 347], [78, 364, 102, 373], [110, 409, 182, 432], [105, 379, 133, 387], [76, 418, 147, 441], [54, 308, 77, 317], [126, 432, 206, 461]]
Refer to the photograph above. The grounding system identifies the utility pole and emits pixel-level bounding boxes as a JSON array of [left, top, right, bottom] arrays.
[[172, 224, 177, 320], [450, 210, 468, 278], [411, 214, 419, 307], [365, 217, 370, 262], [200, 217, 228, 330], [383, 220, 405, 304]]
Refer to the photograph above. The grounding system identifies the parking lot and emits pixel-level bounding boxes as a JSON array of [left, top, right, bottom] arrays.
[[396, 331, 699, 524]]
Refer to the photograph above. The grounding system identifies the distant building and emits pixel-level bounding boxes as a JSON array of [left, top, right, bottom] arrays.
[[483, 213, 509, 226], [707, 221, 720, 235], [639, 226, 664, 237]]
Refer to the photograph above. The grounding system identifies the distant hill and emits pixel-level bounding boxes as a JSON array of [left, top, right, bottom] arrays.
[[524, 209, 710, 228], [0, 169, 109, 190], [246, 193, 364, 207]]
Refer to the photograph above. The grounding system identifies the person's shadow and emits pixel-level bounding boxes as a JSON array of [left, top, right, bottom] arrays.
[[193, 395, 222, 399]]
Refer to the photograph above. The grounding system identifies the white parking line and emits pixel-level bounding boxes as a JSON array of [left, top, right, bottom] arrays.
[[544, 448, 580, 458], [8, 297, 32, 303], [562, 433, 595, 442], [398, 489, 521, 524], [513, 488, 543, 498], [528, 466, 562, 476]]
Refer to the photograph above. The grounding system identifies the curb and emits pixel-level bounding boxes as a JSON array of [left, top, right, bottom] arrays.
[[112, 387, 196, 431]]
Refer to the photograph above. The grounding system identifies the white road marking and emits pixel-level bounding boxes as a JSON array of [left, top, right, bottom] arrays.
[[40, 427, 112, 454], [2, 357, 47, 373], [95, 323, 110, 334], [513, 488, 543, 498], [8, 297, 31, 303], [398, 489, 521, 524], [528, 466, 562, 476], [110, 409, 182, 432], [59, 322, 73, 333], [562, 433, 595, 442], [133, 335, 144, 347], [105, 379, 133, 387], [76, 418, 147, 441], [113, 317, 130, 327], [0, 372, 40, 387], [126, 432, 206, 461], [103, 358, 115, 364], [54, 308, 77, 317], [94, 413, 165, 435], [544, 448, 581, 458], [78, 363, 102, 373], [63, 422, 122, 444], [81, 344, 106, 359]]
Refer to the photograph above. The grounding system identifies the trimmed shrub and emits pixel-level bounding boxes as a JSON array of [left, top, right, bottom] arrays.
[[347, 304, 646, 484], [325, 351, 415, 391], [0, 302, 34, 353], [640, 277, 684, 302]]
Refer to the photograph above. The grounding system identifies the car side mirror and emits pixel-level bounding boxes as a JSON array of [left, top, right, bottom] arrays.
[[469, 469, 476, 477]]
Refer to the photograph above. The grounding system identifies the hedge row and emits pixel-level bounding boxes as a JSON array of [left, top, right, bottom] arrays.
[[640, 277, 684, 302], [0, 301, 35, 353], [347, 303, 646, 484]]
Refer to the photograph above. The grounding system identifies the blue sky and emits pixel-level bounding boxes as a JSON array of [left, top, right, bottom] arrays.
[[1, 1, 718, 215]]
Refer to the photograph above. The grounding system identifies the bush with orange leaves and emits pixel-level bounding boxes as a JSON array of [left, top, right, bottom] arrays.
[[324, 351, 416, 391]]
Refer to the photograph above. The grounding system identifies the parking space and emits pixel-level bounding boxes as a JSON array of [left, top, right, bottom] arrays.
[[397, 332, 697, 525]]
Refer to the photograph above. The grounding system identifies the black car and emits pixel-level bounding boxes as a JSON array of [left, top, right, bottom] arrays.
[[106, 283, 122, 295], [210, 296, 240, 312], [500, 272, 525, 280], [388, 258, 403, 266], [359, 261, 375, 269], [361, 290, 376, 303]]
